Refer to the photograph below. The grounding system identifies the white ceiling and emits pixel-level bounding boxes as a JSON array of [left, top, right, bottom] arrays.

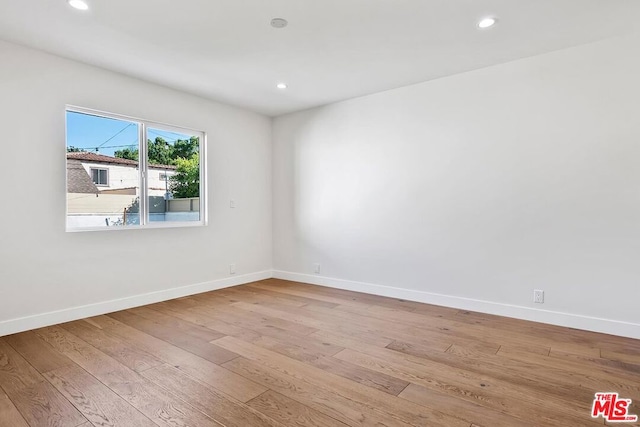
[[1, 0, 640, 116]]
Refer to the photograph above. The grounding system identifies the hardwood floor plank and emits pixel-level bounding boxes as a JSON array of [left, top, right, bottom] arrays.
[[494, 345, 640, 400], [215, 336, 469, 427], [107, 309, 238, 365], [0, 339, 87, 427], [3, 331, 76, 374], [550, 349, 640, 376], [129, 306, 226, 342], [244, 284, 340, 308], [309, 329, 392, 353], [43, 364, 157, 427], [148, 300, 263, 341], [307, 303, 492, 354], [256, 279, 416, 311], [223, 357, 388, 427], [550, 342, 601, 358], [334, 347, 600, 426], [323, 291, 610, 357], [443, 344, 596, 401], [399, 382, 544, 427], [249, 282, 374, 309], [33, 326, 223, 427], [259, 279, 456, 316], [140, 364, 285, 427], [60, 320, 164, 373], [246, 334, 343, 363], [0, 389, 29, 427], [389, 338, 640, 403], [495, 343, 550, 357], [457, 309, 640, 352], [247, 389, 349, 427], [148, 299, 319, 346], [229, 301, 394, 348], [327, 303, 507, 353], [263, 280, 640, 353], [309, 355, 409, 396], [215, 286, 312, 310], [601, 349, 640, 366], [201, 298, 319, 336], [1, 279, 638, 427], [86, 314, 267, 402]]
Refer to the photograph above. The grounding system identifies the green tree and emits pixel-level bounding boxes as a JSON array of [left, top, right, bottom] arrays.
[[66, 146, 86, 152], [114, 137, 198, 166], [169, 153, 200, 198], [114, 147, 139, 161], [148, 137, 174, 166], [173, 136, 199, 159]]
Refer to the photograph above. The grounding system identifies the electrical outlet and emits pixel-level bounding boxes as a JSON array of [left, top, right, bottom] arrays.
[[313, 263, 321, 274], [229, 264, 236, 275], [230, 199, 236, 208], [533, 289, 544, 304]]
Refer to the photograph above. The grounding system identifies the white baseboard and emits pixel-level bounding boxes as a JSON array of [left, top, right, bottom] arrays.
[[4, 269, 638, 340], [0, 270, 272, 337], [273, 270, 640, 340]]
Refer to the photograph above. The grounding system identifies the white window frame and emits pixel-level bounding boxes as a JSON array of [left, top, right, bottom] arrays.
[[66, 105, 207, 232], [90, 167, 109, 186]]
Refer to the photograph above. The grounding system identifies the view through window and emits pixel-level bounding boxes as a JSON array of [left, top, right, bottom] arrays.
[[66, 107, 205, 230]]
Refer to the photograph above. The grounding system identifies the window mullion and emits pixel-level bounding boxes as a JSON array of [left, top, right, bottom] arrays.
[[139, 122, 148, 226]]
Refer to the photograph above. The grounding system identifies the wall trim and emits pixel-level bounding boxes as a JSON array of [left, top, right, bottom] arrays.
[[0, 270, 272, 337], [3, 269, 638, 340], [272, 270, 640, 340]]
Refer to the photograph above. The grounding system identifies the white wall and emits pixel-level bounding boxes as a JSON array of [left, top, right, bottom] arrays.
[[272, 34, 640, 338], [3, 33, 640, 339], [0, 40, 272, 334]]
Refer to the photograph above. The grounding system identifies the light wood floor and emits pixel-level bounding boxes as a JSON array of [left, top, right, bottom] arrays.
[[1, 279, 639, 427]]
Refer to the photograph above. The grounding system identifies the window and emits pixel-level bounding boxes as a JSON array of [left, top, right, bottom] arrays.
[[66, 106, 206, 231], [90, 168, 108, 186]]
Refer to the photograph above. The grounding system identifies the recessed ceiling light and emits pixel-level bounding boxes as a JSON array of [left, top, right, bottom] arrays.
[[271, 18, 288, 29], [68, 0, 89, 10], [478, 17, 497, 28], [276, 83, 288, 89]]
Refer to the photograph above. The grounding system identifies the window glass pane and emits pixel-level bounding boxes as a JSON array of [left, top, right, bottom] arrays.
[[90, 168, 109, 186], [146, 128, 201, 223], [66, 111, 140, 229], [99, 169, 108, 185]]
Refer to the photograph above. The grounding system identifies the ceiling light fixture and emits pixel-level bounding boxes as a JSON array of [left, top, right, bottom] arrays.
[[271, 18, 288, 29], [478, 17, 497, 28], [68, 0, 89, 10], [276, 83, 288, 89]]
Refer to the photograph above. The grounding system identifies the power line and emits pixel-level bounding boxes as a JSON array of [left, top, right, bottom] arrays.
[[69, 139, 179, 151], [148, 129, 193, 138], [70, 134, 196, 152], [95, 123, 135, 150], [148, 130, 182, 143], [92, 143, 137, 150]]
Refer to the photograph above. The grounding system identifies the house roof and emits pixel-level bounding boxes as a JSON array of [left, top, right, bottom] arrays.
[[66, 159, 99, 194], [66, 152, 176, 170]]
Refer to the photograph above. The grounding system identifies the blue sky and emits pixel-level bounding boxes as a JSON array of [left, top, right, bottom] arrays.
[[66, 111, 192, 157]]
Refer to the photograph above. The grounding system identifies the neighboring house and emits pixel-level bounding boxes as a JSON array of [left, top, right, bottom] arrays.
[[66, 151, 177, 197], [66, 159, 99, 194], [66, 152, 184, 227]]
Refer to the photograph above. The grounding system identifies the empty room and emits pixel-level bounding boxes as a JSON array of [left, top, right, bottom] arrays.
[[1, 0, 639, 426]]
